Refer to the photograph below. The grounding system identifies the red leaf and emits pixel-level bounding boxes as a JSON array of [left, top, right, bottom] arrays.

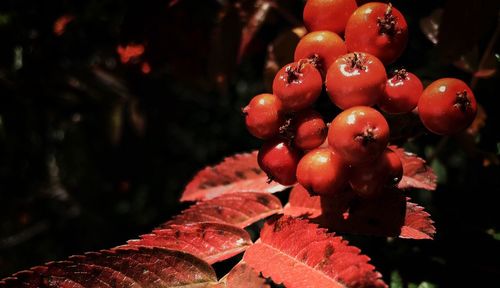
[[285, 186, 436, 239], [390, 146, 437, 190], [123, 222, 252, 264], [31, 261, 140, 288], [218, 262, 270, 288], [315, 188, 406, 237], [168, 192, 282, 229], [285, 185, 405, 237], [69, 250, 168, 287], [14, 248, 217, 288], [401, 200, 436, 240], [53, 15, 74, 36], [43, 276, 85, 288], [0, 270, 47, 288], [244, 216, 387, 288], [117, 44, 145, 64], [181, 151, 288, 202], [283, 185, 322, 218]]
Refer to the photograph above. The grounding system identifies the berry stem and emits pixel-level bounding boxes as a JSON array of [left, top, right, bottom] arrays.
[[454, 90, 472, 113], [285, 63, 304, 84], [393, 68, 408, 80], [347, 53, 366, 70], [377, 3, 400, 36], [307, 53, 323, 71], [279, 116, 295, 143], [355, 128, 375, 146]]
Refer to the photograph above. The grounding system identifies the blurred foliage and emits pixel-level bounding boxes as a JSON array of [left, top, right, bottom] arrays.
[[0, 0, 499, 286]]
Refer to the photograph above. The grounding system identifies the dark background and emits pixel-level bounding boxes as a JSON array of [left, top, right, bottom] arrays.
[[0, 0, 499, 286]]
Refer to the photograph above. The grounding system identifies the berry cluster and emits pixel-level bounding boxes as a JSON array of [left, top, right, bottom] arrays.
[[243, 1, 477, 198]]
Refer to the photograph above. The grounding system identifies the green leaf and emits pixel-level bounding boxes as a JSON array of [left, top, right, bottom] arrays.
[[431, 159, 447, 184], [417, 282, 437, 288], [390, 270, 403, 288]]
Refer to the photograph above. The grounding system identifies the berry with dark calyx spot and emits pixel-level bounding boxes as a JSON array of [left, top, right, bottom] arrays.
[[349, 147, 403, 198], [258, 138, 300, 185], [379, 69, 423, 114], [326, 52, 387, 109], [293, 109, 328, 151], [272, 61, 323, 112], [294, 31, 347, 75], [303, 0, 358, 34], [345, 3, 408, 64], [418, 78, 477, 135], [328, 106, 389, 165], [243, 93, 283, 139], [296, 148, 348, 196]]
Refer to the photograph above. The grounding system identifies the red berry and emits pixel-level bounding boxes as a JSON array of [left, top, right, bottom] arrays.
[[379, 69, 424, 114], [258, 138, 300, 185], [272, 61, 322, 111], [294, 31, 347, 75], [293, 109, 327, 151], [303, 0, 358, 34], [243, 93, 283, 139], [418, 78, 477, 135], [345, 3, 408, 64], [296, 148, 348, 196], [349, 148, 403, 198], [328, 106, 389, 165], [326, 52, 387, 109]]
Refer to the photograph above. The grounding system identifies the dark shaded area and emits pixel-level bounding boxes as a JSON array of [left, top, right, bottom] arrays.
[[0, 0, 499, 286]]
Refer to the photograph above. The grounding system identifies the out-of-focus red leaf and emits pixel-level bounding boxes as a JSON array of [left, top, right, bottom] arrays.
[[390, 146, 437, 190], [117, 44, 145, 64], [168, 192, 282, 229], [123, 222, 252, 264], [181, 151, 288, 202], [283, 185, 322, 218], [285, 186, 436, 239], [244, 216, 387, 288], [238, 0, 273, 62], [419, 8, 442, 45], [140, 62, 152, 74], [218, 262, 270, 288], [401, 199, 436, 240], [53, 15, 74, 36], [12, 248, 218, 288]]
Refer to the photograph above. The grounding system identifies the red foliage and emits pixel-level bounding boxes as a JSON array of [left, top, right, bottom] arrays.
[[244, 216, 387, 288], [391, 146, 437, 190], [124, 222, 252, 264], [181, 151, 288, 202], [285, 184, 436, 239], [53, 15, 74, 36], [401, 199, 436, 239], [218, 262, 269, 288], [1, 149, 437, 286], [117, 44, 145, 64], [169, 192, 282, 228], [34, 248, 216, 287]]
